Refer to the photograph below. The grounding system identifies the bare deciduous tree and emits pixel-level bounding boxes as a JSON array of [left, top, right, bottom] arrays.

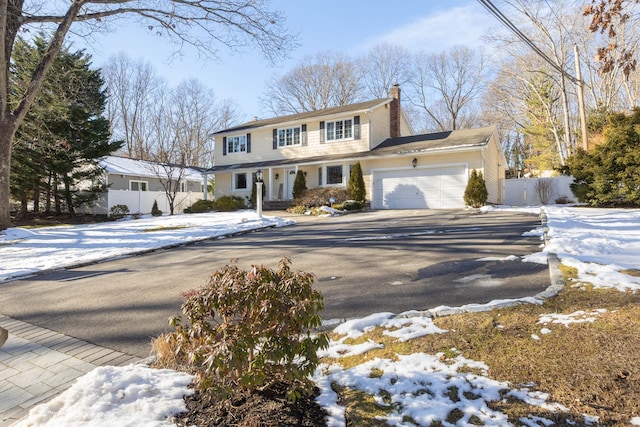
[[261, 51, 362, 115], [358, 43, 413, 99], [0, 0, 296, 230], [104, 53, 160, 159], [409, 45, 486, 132]]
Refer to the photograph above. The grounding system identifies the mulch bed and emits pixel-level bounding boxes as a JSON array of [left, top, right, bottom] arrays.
[[174, 383, 328, 427]]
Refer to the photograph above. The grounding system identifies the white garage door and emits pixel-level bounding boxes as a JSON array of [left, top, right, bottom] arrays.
[[373, 166, 467, 209]]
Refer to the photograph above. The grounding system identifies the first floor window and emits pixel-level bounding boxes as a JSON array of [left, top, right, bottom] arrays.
[[130, 180, 148, 191], [326, 118, 353, 141], [234, 173, 248, 190], [227, 135, 247, 153], [278, 126, 301, 147], [326, 165, 343, 185]]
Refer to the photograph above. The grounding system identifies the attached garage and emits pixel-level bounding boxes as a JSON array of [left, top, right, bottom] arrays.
[[372, 165, 468, 209]]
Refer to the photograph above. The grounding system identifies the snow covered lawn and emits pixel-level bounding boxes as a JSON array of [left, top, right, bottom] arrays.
[[0, 211, 292, 283], [4, 206, 640, 426]]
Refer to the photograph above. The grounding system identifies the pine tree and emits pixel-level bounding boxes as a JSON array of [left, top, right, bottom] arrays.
[[568, 109, 640, 205], [464, 169, 488, 208], [347, 162, 365, 202], [151, 200, 163, 216], [11, 34, 122, 215], [292, 170, 307, 201]]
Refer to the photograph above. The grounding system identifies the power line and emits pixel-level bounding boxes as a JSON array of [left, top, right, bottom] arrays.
[[477, 0, 579, 84]]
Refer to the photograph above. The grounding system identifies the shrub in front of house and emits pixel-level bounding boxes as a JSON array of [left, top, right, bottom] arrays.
[[187, 199, 216, 213], [162, 258, 328, 402], [464, 169, 488, 208], [292, 170, 307, 201], [151, 200, 163, 217], [109, 204, 130, 220], [294, 188, 348, 208], [212, 195, 247, 212], [347, 162, 365, 202]]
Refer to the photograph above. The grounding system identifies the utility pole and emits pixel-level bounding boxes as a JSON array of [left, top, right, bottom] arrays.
[[574, 44, 589, 151]]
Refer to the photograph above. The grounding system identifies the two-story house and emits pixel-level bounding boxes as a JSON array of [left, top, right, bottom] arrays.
[[208, 85, 506, 209]]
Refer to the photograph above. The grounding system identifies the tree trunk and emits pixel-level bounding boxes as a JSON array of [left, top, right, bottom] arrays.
[[45, 172, 52, 213], [0, 124, 15, 229], [63, 174, 75, 215]]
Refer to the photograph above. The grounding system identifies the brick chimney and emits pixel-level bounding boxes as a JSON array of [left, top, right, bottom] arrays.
[[389, 84, 401, 138]]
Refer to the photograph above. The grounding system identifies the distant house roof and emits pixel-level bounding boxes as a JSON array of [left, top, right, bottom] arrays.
[[99, 156, 204, 181], [205, 126, 496, 173], [214, 98, 392, 134]]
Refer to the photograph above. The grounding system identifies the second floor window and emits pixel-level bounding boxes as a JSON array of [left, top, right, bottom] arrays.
[[227, 135, 247, 153], [326, 119, 353, 141], [278, 127, 301, 147]]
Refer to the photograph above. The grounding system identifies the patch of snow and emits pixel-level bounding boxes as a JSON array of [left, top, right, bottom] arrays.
[[14, 365, 193, 427]]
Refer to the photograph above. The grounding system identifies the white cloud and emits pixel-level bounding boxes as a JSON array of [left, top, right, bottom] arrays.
[[366, 4, 494, 53]]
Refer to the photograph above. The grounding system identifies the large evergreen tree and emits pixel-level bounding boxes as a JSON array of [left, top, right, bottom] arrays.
[[568, 109, 640, 206], [11, 35, 122, 215]]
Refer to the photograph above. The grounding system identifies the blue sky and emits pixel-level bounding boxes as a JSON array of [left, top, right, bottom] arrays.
[[69, 1, 495, 120]]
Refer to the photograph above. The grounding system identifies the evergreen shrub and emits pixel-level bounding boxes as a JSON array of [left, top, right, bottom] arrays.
[[165, 258, 328, 401], [463, 169, 488, 208], [109, 204, 130, 219]]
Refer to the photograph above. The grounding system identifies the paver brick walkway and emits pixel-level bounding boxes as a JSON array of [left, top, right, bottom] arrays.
[[0, 315, 142, 426]]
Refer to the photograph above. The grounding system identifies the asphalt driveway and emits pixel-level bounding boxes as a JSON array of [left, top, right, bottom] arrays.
[[0, 209, 549, 358]]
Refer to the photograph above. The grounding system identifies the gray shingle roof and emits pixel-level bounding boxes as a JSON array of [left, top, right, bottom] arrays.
[[373, 126, 495, 155], [214, 98, 391, 134]]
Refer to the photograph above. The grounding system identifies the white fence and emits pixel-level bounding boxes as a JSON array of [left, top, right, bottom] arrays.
[[78, 189, 203, 216], [503, 176, 576, 206]]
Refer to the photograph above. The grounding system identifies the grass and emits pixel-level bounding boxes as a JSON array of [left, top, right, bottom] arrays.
[[321, 265, 640, 426]]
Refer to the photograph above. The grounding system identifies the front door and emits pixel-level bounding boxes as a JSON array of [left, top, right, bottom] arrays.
[[285, 168, 297, 200]]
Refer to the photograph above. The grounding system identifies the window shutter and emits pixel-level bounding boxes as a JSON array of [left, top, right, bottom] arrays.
[[272, 129, 278, 149], [318, 167, 323, 186], [246, 133, 251, 153], [354, 115, 361, 140], [301, 124, 308, 146], [222, 137, 227, 156], [319, 121, 325, 144]]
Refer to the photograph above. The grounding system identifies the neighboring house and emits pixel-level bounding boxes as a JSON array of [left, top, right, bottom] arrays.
[[77, 156, 206, 216], [208, 85, 506, 209]]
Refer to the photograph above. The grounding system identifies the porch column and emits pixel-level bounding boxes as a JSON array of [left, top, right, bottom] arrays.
[[267, 168, 273, 201], [202, 173, 208, 200]]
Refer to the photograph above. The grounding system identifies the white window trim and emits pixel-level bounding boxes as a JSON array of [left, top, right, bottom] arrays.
[[278, 126, 302, 147], [324, 165, 345, 186], [129, 180, 148, 191], [233, 172, 248, 190], [326, 118, 354, 142], [227, 135, 247, 154]]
